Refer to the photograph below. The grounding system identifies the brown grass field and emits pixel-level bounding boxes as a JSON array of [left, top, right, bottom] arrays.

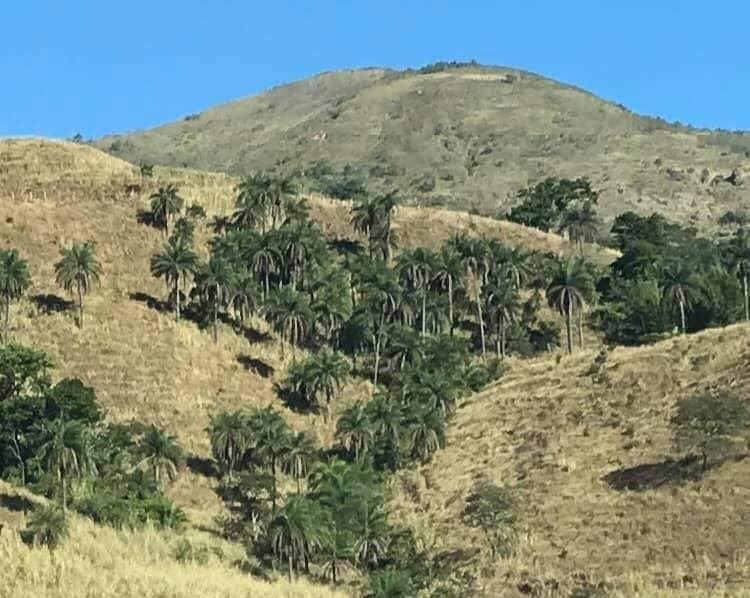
[[3, 138, 750, 596]]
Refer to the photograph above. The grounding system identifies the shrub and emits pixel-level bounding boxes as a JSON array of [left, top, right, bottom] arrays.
[[671, 391, 750, 470], [20, 504, 68, 550], [173, 538, 211, 565], [461, 480, 521, 559]]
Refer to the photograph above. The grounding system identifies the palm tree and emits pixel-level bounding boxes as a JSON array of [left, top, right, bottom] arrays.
[[54, 242, 101, 329], [455, 236, 490, 358], [20, 504, 68, 550], [336, 402, 373, 460], [195, 255, 235, 342], [207, 410, 252, 480], [312, 280, 352, 345], [397, 248, 439, 337], [230, 271, 259, 323], [282, 431, 318, 493], [268, 495, 330, 582], [727, 228, 750, 322], [546, 257, 594, 354], [661, 260, 702, 334], [486, 281, 520, 359], [321, 530, 354, 584], [304, 349, 351, 421], [135, 425, 183, 485], [559, 201, 599, 254], [406, 405, 445, 463], [234, 174, 273, 231], [269, 176, 298, 230], [150, 237, 199, 319], [249, 407, 292, 514], [38, 419, 96, 511], [263, 287, 312, 360], [150, 184, 184, 236], [0, 249, 31, 342], [435, 248, 464, 336], [373, 192, 398, 263], [251, 236, 280, 299], [351, 196, 381, 259], [354, 504, 390, 569], [359, 263, 401, 386], [498, 247, 533, 291]]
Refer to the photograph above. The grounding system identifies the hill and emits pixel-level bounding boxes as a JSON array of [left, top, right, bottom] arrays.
[[93, 64, 750, 231], [391, 323, 750, 596]]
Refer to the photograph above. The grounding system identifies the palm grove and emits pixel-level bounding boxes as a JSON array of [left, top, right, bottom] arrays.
[[2, 171, 750, 593]]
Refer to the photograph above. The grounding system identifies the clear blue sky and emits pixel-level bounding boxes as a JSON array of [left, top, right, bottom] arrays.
[[3, 0, 749, 138]]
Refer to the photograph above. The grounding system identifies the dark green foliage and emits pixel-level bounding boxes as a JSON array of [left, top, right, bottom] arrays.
[[0, 248, 32, 342], [670, 391, 750, 470], [365, 568, 414, 597], [20, 503, 68, 549], [45, 378, 103, 426], [508, 177, 598, 233], [461, 480, 521, 559]]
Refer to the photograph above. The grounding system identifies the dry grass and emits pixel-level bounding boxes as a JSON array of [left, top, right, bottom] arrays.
[[392, 323, 750, 596], [0, 482, 346, 598]]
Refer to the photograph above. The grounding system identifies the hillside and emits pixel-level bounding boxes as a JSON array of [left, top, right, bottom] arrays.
[[392, 323, 750, 596], [93, 64, 750, 230]]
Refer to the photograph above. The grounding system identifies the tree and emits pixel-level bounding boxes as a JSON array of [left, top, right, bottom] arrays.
[[546, 257, 594, 354], [303, 349, 351, 421], [455, 235, 490, 358], [352, 196, 381, 259], [373, 192, 398, 263], [461, 480, 521, 559], [282, 431, 318, 493], [660, 260, 702, 334], [558, 200, 600, 253], [54, 242, 101, 329], [336, 402, 373, 460], [251, 236, 280, 299], [397, 248, 439, 337], [725, 228, 750, 322], [150, 184, 184, 236], [230, 270, 259, 323], [150, 236, 199, 319], [207, 410, 252, 480], [249, 407, 292, 514], [38, 419, 96, 511], [405, 405, 445, 463], [435, 247, 464, 336], [509, 177, 598, 232], [20, 504, 68, 550], [195, 255, 235, 342], [671, 391, 750, 471], [0, 249, 31, 343], [136, 425, 183, 485], [365, 568, 414, 598], [268, 495, 330, 582], [486, 282, 520, 359], [263, 287, 312, 360]]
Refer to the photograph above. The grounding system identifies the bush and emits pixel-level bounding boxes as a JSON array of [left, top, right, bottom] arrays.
[[671, 391, 750, 470], [173, 538, 211, 565], [461, 480, 521, 559], [20, 504, 68, 550]]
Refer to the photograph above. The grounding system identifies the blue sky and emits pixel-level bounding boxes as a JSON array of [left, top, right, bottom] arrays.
[[2, 0, 749, 138]]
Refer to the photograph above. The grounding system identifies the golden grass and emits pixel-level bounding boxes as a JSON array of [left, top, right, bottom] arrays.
[[391, 323, 750, 595], [0, 482, 346, 598]]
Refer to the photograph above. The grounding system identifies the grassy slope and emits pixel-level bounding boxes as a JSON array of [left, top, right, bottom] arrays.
[[392, 323, 750, 596], [94, 66, 750, 230]]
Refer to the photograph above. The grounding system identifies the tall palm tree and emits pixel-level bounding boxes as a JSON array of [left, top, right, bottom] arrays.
[[303, 349, 351, 421], [54, 242, 101, 329], [486, 281, 520, 359], [150, 184, 184, 236], [498, 247, 533, 291], [727, 228, 750, 322], [336, 402, 373, 460], [268, 495, 330, 582], [234, 174, 273, 231], [373, 192, 398, 263], [454, 235, 490, 358], [435, 248, 464, 336], [263, 287, 312, 360], [38, 419, 96, 511], [351, 196, 381, 259], [0, 249, 31, 342], [249, 407, 292, 514], [150, 237, 199, 319], [397, 248, 439, 337], [195, 255, 235, 342], [282, 431, 318, 493], [135, 425, 183, 486], [660, 260, 702, 334], [546, 257, 594, 354], [207, 410, 252, 480]]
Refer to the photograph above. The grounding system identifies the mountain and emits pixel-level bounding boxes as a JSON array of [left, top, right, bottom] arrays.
[[94, 63, 750, 230]]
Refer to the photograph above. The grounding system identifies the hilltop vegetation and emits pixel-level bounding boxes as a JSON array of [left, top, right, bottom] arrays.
[[3, 137, 750, 597], [93, 64, 750, 231]]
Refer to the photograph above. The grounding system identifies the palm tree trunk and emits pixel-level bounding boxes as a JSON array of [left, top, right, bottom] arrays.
[[271, 456, 277, 515], [744, 275, 749, 322], [448, 277, 454, 336], [500, 319, 506, 359], [495, 318, 501, 359], [288, 553, 294, 582], [577, 308, 584, 349], [565, 299, 573, 355], [475, 285, 486, 359], [213, 301, 218, 343], [3, 298, 9, 342], [76, 280, 84, 329], [332, 561, 337, 584], [679, 299, 686, 334], [175, 278, 181, 319], [421, 289, 427, 337], [61, 475, 67, 512], [373, 308, 386, 387]]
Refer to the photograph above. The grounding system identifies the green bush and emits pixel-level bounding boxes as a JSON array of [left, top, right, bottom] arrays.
[[461, 480, 521, 559], [20, 504, 68, 550]]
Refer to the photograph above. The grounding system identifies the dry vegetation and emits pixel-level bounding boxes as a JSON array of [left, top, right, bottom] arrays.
[[0, 482, 344, 598], [95, 65, 750, 231], [392, 323, 750, 596]]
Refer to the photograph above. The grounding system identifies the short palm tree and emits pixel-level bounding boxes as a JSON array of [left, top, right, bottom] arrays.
[[150, 184, 184, 236], [150, 236, 199, 319], [546, 257, 594, 354], [354, 504, 390, 569], [20, 504, 68, 550], [195, 255, 235, 342], [406, 405, 446, 463], [321, 529, 355, 584], [661, 260, 702, 334], [0, 249, 32, 342], [336, 402, 373, 460], [230, 271, 259, 323], [304, 349, 351, 421], [207, 410, 253, 480], [54, 242, 101, 329], [135, 425, 183, 486], [263, 286, 312, 360]]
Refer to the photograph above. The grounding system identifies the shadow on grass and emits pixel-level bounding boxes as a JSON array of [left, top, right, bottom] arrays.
[[232, 322, 273, 344], [272, 382, 316, 415], [30, 293, 74, 315], [129, 291, 170, 314], [0, 493, 35, 513], [136, 209, 161, 231], [186, 454, 219, 478], [236, 355, 275, 379], [602, 455, 715, 491]]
